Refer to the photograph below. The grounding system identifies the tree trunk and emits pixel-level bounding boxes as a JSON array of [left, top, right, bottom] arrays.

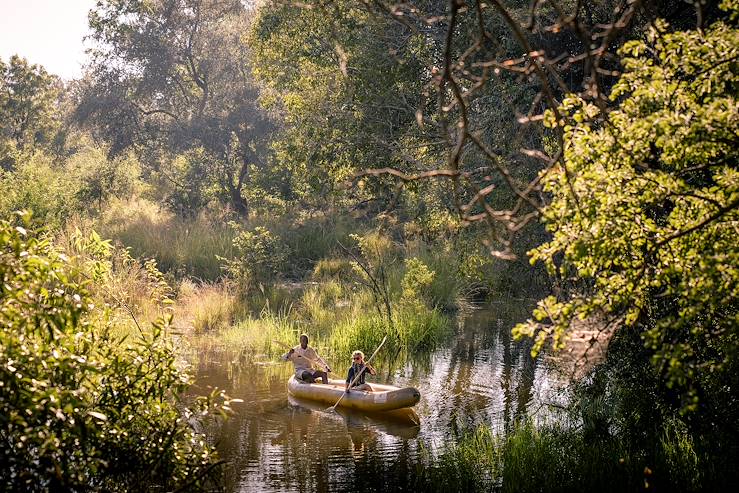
[[230, 154, 250, 218], [230, 184, 248, 217]]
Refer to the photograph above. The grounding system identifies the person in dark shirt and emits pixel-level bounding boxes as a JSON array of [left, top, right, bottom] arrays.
[[345, 350, 376, 393]]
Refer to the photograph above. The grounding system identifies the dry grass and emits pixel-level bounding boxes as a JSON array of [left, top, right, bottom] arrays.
[[176, 280, 243, 334], [96, 198, 234, 280]]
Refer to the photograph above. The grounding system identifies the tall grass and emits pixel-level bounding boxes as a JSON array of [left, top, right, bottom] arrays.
[[221, 310, 300, 359], [417, 417, 706, 493], [97, 198, 234, 280], [252, 212, 357, 277], [182, 275, 453, 369], [177, 280, 242, 334]]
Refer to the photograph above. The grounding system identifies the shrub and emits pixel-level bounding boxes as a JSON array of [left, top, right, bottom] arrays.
[[0, 152, 79, 228], [401, 257, 436, 306], [220, 224, 287, 293], [0, 214, 227, 491]]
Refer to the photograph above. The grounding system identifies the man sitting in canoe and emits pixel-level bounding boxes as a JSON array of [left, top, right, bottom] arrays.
[[345, 350, 376, 393], [282, 334, 331, 384]]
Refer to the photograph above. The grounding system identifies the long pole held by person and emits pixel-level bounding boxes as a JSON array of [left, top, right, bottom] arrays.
[[326, 335, 388, 412]]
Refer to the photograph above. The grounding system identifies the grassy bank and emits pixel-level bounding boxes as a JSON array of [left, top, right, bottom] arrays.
[[96, 198, 235, 280], [183, 280, 453, 368], [418, 418, 707, 493]]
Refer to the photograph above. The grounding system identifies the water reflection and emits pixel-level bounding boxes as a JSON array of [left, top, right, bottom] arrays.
[[190, 301, 566, 492]]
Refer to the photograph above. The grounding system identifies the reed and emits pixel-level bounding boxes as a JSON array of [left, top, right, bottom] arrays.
[[417, 416, 706, 493], [176, 281, 242, 334], [184, 278, 452, 370]]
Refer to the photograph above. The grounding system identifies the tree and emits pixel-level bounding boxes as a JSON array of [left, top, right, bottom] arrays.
[[77, 0, 273, 216], [262, 0, 737, 410], [248, 0, 442, 207], [513, 7, 739, 409], [0, 55, 62, 168]]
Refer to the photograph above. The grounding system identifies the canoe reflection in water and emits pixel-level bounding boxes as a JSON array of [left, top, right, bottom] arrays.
[[286, 395, 420, 453]]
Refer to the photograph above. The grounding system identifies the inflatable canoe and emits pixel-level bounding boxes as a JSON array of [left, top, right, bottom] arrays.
[[287, 376, 420, 412], [287, 395, 421, 436]]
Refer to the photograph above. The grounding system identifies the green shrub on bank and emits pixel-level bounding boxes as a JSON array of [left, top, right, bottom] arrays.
[[220, 224, 287, 294], [0, 153, 79, 229], [0, 215, 226, 491], [0, 146, 143, 230]]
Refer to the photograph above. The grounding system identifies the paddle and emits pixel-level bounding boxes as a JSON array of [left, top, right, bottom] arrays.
[[325, 335, 388, 412]]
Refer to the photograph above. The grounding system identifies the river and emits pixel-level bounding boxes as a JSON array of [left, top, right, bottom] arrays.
[[189, 300, 566, 492]]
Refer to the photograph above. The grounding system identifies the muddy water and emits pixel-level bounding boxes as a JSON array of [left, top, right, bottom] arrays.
[[191, 302, 566, 492]]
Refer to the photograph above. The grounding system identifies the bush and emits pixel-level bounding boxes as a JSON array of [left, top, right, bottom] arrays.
[[401, 257, 436, 306], [221, 224, 287, 293], [0, 152, 79, 228], [0, 145, 144, 229], [0, 214, 227, 491]]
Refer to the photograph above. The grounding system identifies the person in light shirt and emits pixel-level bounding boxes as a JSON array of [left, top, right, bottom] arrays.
[[282, 334, 331, 383]]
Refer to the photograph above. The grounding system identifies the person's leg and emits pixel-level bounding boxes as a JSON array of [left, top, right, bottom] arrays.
[[353, 383, 372, 392], [300, 370, 316, 383], [312, 370, 328, 384]]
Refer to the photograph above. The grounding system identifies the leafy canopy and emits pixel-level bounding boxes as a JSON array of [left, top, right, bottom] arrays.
[[514, 6, 739, 409], [0, 56, 62, 167]]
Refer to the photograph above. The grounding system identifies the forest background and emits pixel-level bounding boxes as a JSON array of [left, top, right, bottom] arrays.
[[1, 0, 737, 491]]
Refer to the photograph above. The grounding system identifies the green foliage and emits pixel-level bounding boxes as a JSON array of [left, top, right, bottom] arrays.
[[0, 153, 79, 228], [157, 148, 221, 216], [0, 214, 226, 491], [330, 304, 450, 357], [515, 9, 739, 407], [0, 142, 143, 228], [351, 230, 399, 267], [221, 224, 287, 293], [249, 1, 432, 204], [81, 0, 272, 216], [0, 55, 62, 167], [418, 414, 707, 493], [401, 257, 436, 305], [68, 143, 142, 208], [266, 212, 355, 277]]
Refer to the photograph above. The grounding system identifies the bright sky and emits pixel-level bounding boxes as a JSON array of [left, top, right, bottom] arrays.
[[0, 0, 97, 80]]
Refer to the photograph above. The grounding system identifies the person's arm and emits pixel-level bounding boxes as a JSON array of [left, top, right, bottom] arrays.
[[345, 367, 354, 392], [366, 363, 377, 376], [314, 350, 331, 372], [281, 347, 295, 361]]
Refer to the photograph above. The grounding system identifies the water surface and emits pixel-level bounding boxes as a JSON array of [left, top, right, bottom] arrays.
[[191, 301, 566, 492]]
